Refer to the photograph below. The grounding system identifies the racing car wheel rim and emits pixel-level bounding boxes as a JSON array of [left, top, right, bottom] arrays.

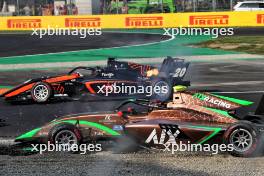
[[33, 85, 49, 101], [54, 130, 78, 149], [230, 128, 253, 153], [154, 81, 170, 98]]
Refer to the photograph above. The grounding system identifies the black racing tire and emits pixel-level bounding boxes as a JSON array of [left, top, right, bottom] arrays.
[[151, 77, 172, 102], [224, 121, 263, 157], [31, 82, 52, 103], [49, 124, 82, 153]]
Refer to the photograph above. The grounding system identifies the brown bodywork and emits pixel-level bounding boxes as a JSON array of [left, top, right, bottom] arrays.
[[15, 91, 247, 147]]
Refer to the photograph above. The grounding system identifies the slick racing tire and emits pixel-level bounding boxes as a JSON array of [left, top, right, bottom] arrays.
[[151, 78, 172, 102], [224, 121, 263, 157], [31, 82, 52, 103], [50, 124, 82, 153]]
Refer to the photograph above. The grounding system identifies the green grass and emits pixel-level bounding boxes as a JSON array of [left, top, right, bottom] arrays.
[[194, 36, 264, 55]]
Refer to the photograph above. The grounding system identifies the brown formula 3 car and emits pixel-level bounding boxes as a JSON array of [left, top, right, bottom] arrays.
[[15, 86, 264, 157]]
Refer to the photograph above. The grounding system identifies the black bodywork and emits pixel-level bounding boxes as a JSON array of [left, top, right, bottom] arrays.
[[1, 57, 190, 103]]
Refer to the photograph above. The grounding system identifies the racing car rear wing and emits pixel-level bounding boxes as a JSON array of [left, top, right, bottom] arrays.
[[159, 56, 190, 86], [107, 56, 190, 85]]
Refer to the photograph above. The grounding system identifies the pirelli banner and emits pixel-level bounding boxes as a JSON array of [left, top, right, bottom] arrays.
[[1, 11, 264, 30]]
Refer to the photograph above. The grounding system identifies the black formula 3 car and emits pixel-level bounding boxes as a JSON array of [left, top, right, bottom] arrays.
[[0, 57, 190, 103]]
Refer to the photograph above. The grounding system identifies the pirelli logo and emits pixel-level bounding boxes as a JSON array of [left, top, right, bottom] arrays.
[[125, 16, 163, 27], [7, 19, 41, 29], [65, 18, 101, 27], [257, 14, 264, 24], [189, 15, 229, 26]]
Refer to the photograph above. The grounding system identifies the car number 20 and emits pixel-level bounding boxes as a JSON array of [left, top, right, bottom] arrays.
[[173, 67, 187, 78]]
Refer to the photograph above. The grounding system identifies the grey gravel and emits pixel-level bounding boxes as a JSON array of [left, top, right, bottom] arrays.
[[0, 151, 263, 176]]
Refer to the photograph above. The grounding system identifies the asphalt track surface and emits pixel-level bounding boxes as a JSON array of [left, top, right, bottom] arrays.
[[0, 29, 264, 176], [0, 32, 170, 57], [0, 61, 263, 176], [0, 60, 263, 137]]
